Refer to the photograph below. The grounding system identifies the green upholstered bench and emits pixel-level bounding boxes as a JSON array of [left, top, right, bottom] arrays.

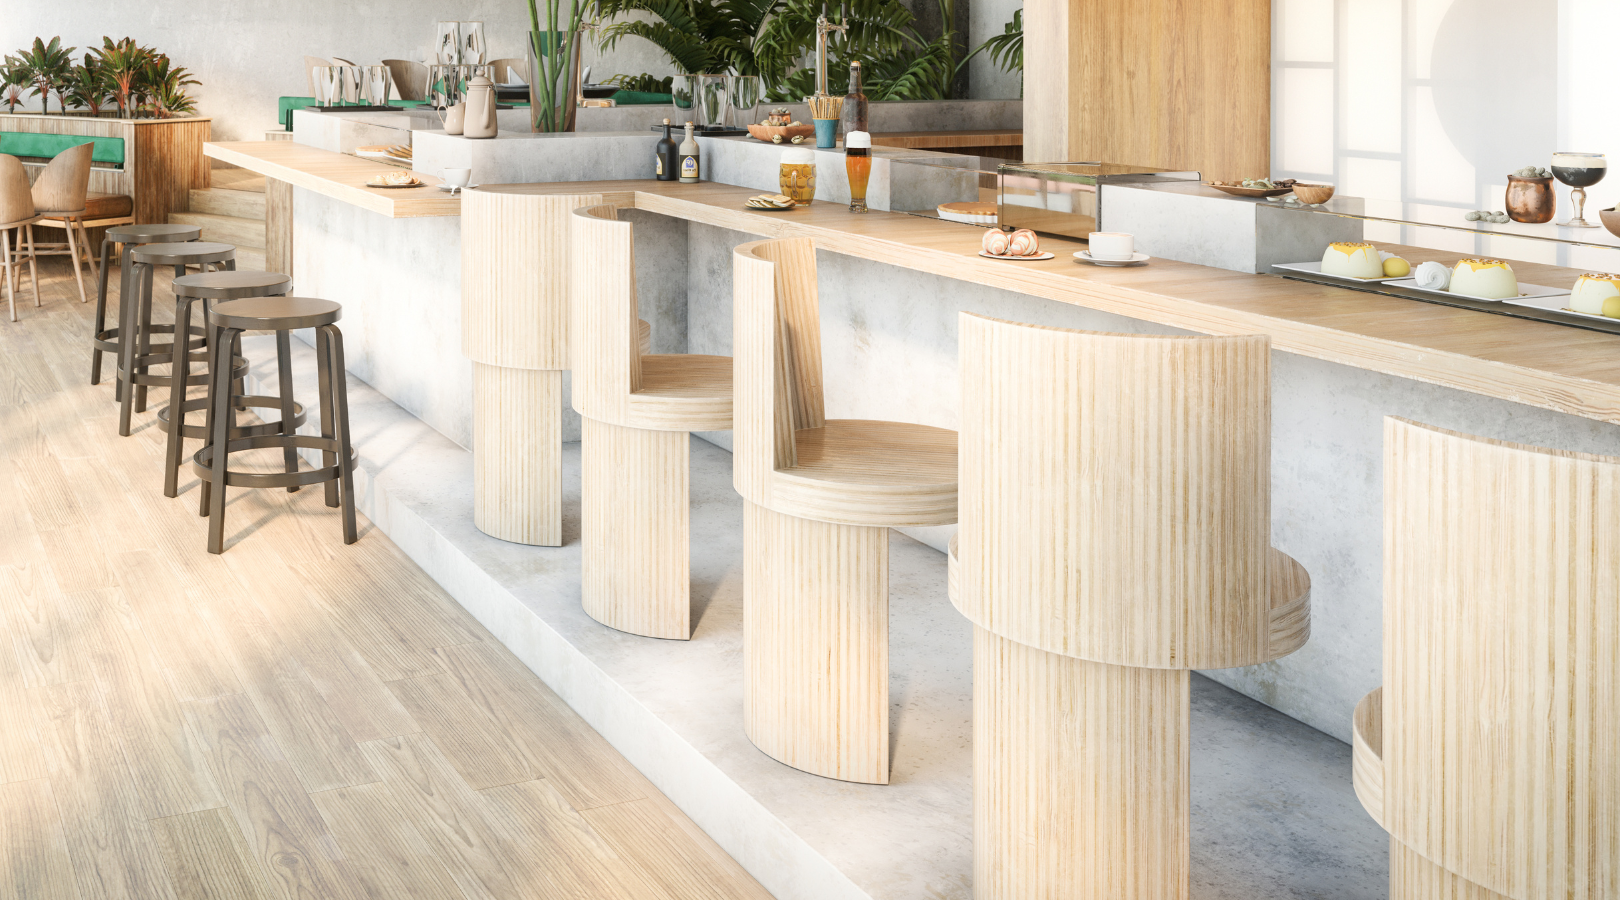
[[0, 132, 125, 167]]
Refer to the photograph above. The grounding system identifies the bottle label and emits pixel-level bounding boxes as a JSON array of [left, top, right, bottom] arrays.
[[680, 155, 698, 179], [656, 155, 663, 176]]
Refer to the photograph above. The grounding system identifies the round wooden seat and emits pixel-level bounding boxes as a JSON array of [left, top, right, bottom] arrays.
[[624, 353, 732, 431], [772, 419, 958, 526], [173, 270, 292, 300], [131, 241, 236, 268]]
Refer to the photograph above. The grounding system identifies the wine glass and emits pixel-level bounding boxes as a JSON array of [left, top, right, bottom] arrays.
[[1552, 152, 1607, 228]]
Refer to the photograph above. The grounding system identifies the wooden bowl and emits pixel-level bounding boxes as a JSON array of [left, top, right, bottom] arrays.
[[1207, 182, 1294, 198], [747, 123, 816, 143], [1292, 183, 1336, 204]]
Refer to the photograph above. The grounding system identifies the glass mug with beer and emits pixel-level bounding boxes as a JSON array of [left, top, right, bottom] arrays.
[[779, 148, 816, 205]]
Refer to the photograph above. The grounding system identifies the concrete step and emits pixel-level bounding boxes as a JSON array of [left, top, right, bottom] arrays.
[[189, 187, 265, 219], [168, 212, 266, 251], [234, 246, 266, 271]]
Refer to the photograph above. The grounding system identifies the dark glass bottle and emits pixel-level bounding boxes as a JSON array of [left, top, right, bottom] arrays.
[[840, 60, 868, 138], [655, 118, 678, 181]]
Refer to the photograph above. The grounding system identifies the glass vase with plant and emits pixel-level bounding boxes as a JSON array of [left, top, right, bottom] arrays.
[[526, 0, 586, 132]]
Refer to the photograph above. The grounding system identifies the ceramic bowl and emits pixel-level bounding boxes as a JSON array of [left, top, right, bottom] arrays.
[[1600, 207, 1620, 241], [1292, 183, 1336, 204]]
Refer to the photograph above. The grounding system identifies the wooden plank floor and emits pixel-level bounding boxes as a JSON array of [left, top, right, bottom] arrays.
[[0, 257, 775, 900]]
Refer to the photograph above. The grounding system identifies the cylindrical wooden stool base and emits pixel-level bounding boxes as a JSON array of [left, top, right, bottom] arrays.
[[974, 626, 1189, 900], [1391, 839, 1510, 900], [581, 417, 691, 640], [743, 500, 889, 784], [472, 362, 561, 547]]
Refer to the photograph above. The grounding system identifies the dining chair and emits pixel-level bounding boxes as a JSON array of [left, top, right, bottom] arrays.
[[488, 57, 525, 84], [303, 56, 332, 95], [382, 59, 429, 101], [29, 141, 94, 304], [0, 154, 41, 322]]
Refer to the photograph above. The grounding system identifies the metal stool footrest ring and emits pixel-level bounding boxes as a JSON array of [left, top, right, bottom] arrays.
[[159, 395, 306, 441], [192, 434, 356, 490], [128, 353, 247, 389]]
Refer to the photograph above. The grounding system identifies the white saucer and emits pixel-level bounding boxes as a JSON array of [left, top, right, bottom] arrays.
[[1075, 250, 1150, 266], [437, 184, 480, 193], [978, 251, 1056, 261]]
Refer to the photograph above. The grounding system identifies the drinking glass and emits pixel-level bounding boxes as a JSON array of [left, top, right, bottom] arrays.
[[358, 66, 393, 105], [697, 74, 728, 129], [311, 66, 341, 106], [1551, 152, 1607, 228], [339, 66, 363, 105], [672, 73, 699, 126], [726, 75, 761, 128], [461, 21, 487, 65], [435, 21, 462, 64]]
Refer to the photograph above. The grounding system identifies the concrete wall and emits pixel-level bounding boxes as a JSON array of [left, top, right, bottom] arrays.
[[0, 0, 1023, 143]]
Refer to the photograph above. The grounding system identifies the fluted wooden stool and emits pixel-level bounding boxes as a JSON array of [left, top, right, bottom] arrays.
[[117, 241, 236, 436], [161, 270, 300, 498], [1352, 419, 1618, 900], [570, 205, 731, 640], [195, 297, 356, 554], [733, 237, 957, 784], [92, 223, 201, 387], [949, 314, 1311, 900]]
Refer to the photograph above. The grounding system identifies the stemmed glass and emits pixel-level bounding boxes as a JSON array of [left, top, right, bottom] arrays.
[[1552, 152, 1607, 228]]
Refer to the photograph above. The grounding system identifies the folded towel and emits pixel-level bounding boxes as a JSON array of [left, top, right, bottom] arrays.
[[1414, 260, 1450, 290]]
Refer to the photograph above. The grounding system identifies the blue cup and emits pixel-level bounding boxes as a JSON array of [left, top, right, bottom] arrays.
[[813, 118, 837, 149]]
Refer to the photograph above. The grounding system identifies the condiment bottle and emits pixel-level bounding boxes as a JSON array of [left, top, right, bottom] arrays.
[[678, 122, 701, 183], [656, 118, 678, 181]]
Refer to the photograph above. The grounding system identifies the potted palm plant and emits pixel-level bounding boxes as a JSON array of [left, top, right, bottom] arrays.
[[139, 54, 201, 118], [93, 36, 149, 118], [65, 55, 112, 116], [13, 36, 75, 114], [1, 58, 27, 113]]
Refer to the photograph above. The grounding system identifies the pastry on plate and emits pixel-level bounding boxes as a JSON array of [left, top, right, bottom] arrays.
[[1320, 241, 1383, 278], [1569, 272, 1620, 315], [1449, 258, 1517, 299]]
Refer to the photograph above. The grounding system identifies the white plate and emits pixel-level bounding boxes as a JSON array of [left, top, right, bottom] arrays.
[[1075, 250, 1151, 266], [938, 208, 997, 225], [979, 251, 1055, 261], [1503, 294, 1620, 322], [1271, 260, 1407, 283], [1384, 278, 1570, 303], [437, 184, 480, 193]]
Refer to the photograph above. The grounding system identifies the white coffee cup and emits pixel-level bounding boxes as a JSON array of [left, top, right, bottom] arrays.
[[443, 167, 472, 189], [1088, 232, 1134, 260]]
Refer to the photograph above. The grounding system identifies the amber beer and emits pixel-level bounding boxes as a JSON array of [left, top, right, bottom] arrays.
[[779, 147, 816, 204], [845, 131, 871, 212]]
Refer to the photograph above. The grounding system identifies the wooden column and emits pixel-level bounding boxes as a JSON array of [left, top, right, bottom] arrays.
[[1022, 0, 1269, 182], [1353, 419, 1620, 900], [265, 177, 292, 277], [461, 188, 602, 546]]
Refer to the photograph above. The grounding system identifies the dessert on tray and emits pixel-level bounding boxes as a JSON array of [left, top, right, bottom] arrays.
[[1569, 272, 1620, 316], [1449, 258, 1518, 299], [1320, 242, 1383, 278]]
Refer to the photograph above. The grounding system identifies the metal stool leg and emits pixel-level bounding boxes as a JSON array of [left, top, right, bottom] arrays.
[[134, 266, 155, 413], [91, 238, 112, 384], [197, 318, 220, 517], [275, 330, 301, 493], [117, 260, 149, 436], [315, 326, 338, 509], [205, 326, 241, 554], [320, 324, 358, 542], [164, 295, 198, 498]]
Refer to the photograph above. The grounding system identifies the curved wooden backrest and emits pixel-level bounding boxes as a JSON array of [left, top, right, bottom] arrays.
[[732, 238, 823, 503], [30, 141, 91, 216], [382, 59, 428, 101], [488, 58, 525, 84], [461, 190, 600, 371], [304, 56, 332, 96], [0, 154, 37, 226], [569, 204, 642, 422], [956, 312, 1275, 669], [1382, 417, 1619, 900]]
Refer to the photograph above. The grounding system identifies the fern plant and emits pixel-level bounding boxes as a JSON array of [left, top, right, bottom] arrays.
[[754, 0, 955, 100]]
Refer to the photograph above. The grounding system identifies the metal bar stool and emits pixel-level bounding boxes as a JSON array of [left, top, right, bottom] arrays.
[[162, 270, 302, 499], [195, 297, 356, 554], [118, 241, 236, 437], [92, 223, 200, 388]]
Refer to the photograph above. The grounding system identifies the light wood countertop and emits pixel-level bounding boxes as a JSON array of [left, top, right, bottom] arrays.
[[487, 181, 1620, 427], [197, 141, 1620, 427], [204, 141, 459, 218]]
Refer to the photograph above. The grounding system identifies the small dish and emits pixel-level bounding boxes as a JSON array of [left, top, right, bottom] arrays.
[[1207, 183, 1294, 198], [367, 180, 425, 189], [1291, 183, 1336, 204], [1074, 250, 1150, 266], [938, 202, 998, 225], [1385, 277, 1570, 303], [1271, 260, 1407, 283], [436, 184, 480, 193], [746, 204, 798, 212], [979, 251, 1055, 261]]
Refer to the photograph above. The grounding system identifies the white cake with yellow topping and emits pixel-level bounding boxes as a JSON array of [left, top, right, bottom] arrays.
[[1320, 242, 1384, 278], [1449, 258, 1518, 299], [1569, 272, 1620, 316]]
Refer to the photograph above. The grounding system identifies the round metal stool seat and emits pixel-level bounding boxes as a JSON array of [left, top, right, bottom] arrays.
[[92, 224, 202, 388], [194, 297, 356, 553], [174, 271, 292, 300], [210, 296, 342, 331], [131, 241, 236, 268]]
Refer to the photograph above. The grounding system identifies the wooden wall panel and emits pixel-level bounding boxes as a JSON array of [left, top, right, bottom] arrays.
[[265, 177, 293, 277], [1023, 0, 1269, 181], [133, 118, 211, 223], [1382, 418, 1620, 900]]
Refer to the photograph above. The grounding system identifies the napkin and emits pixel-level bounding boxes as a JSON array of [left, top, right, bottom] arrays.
[[1414, 260, 1450, 290]]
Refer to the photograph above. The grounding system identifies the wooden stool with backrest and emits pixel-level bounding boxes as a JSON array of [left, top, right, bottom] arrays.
[[1352, 418, 1618, 899], [949, 313, 1312, 900], [0, 154, 41, 322], [731, 237, 958, 784], [569, 204, 732, 640], [27, 141, 94, 304]]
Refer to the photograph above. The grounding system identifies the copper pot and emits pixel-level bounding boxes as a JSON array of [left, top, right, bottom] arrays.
[[1506, 175, 1555, 224]]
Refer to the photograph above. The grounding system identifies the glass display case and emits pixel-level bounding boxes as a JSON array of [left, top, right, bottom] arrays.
[[995, 163, 1200, 241]]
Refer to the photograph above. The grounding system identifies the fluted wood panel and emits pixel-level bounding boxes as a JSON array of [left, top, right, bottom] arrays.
[[1391, 839, 1513, 900], [1351, 688, 1384, 830], [1382, 418, 1620, 900], [265, 178, 292, 278], [742, 501, 889, 785], [975, 626, 1189, 900], [956, 313, 1298, 669], [463, 190, 601, 370], [133, 117, 210, 223], [472, 364, 561, 547], [580, 419, 690, 640]]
